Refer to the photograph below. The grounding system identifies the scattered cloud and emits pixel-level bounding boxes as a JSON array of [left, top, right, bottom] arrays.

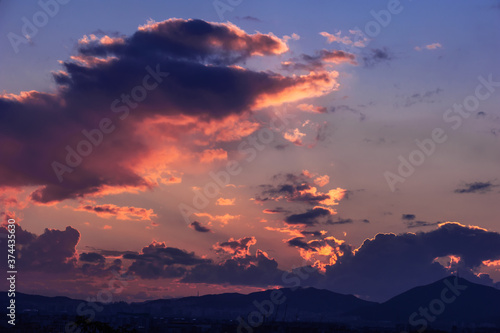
[[415, 42, 442, 51], [362, 47, 392, 67], [216, 197, 236, 206], [319, 30, 369, 47], [401, 214, 416, 221], [75, 204, 157, 221], [189, 221, 212, 233], [454, 181, 498, 194]]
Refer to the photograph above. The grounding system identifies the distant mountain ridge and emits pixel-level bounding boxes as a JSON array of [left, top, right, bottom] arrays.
[[2, 276, 500, 328], [349, 276, 500, 326]]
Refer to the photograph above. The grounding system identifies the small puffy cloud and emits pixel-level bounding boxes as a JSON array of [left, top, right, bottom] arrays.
[[285, 207, 333, 226], [216, 197, 236, 206], [263, 207, 289, 214], [362, 47, 392, 67], [194, 212, 240, 226], [213, 236, 256, 257], [189, 221, 212, 233], [284, 128, 306, 146], [75, 204, 156, 221], [283, 33, 300, 42], [402, 214, 416, 221], [200, 148, 228, 163], [319, 30, 369, 47], [327, 217, 353, 225], [314, 175, 330, 187], [454, 181, 498, 194], [297, 103, 327, 114], [282, 49, 356, 71], [415, 42, 442, 51]]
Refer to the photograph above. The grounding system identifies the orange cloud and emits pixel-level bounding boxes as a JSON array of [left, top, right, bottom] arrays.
[[297, 103, 327, 113], [253, 71, 340, 110], [213, 236, 257, 258], [296, 236, 346, 272], [482, 260, 500, 267], [319, 188, 346, 206], [265, 226, 304, 238], [284, 128, 306, 146], [200, 149, 228, 163], [216, 198, 236, 206], [314, 175, 330, 187], [194, 212, 240, 226]]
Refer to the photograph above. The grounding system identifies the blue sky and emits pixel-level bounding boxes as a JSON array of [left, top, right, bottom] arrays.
[[1, 0, 500, 301]]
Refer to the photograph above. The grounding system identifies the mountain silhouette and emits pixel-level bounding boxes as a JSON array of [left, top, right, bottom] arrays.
[[348, 276, 500, 326], [2, 276, 500, 331]]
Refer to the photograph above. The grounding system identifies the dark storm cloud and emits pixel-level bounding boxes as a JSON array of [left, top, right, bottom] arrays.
[[81, 258, 124, 278], [189, 221, 212, 233], [256, 172, 332, 205], [13, 222, 500, 298], [0, 19, 337, 204], [79, 252, 106, 263], [319, 223, 500, 301], [78, 19, 287, 66], [0, 224, 127, 279], [287, 237, 315, 250], [213, 236, 256, 256], [285, 207, 332, 226], [0, 224, 79, 273], [124, 242, 212, 279], [454, 181, 497, 194], [181, 250, 285, 286]]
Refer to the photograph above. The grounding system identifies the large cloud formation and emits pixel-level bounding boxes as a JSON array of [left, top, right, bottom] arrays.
[[319, 222, 500, 301], [0, 18, 340, 204], [0, 223, 80, 273], [1, 222, 500, 301]]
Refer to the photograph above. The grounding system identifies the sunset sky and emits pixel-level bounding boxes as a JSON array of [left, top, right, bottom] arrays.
[[1, 0, 500, 303]]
